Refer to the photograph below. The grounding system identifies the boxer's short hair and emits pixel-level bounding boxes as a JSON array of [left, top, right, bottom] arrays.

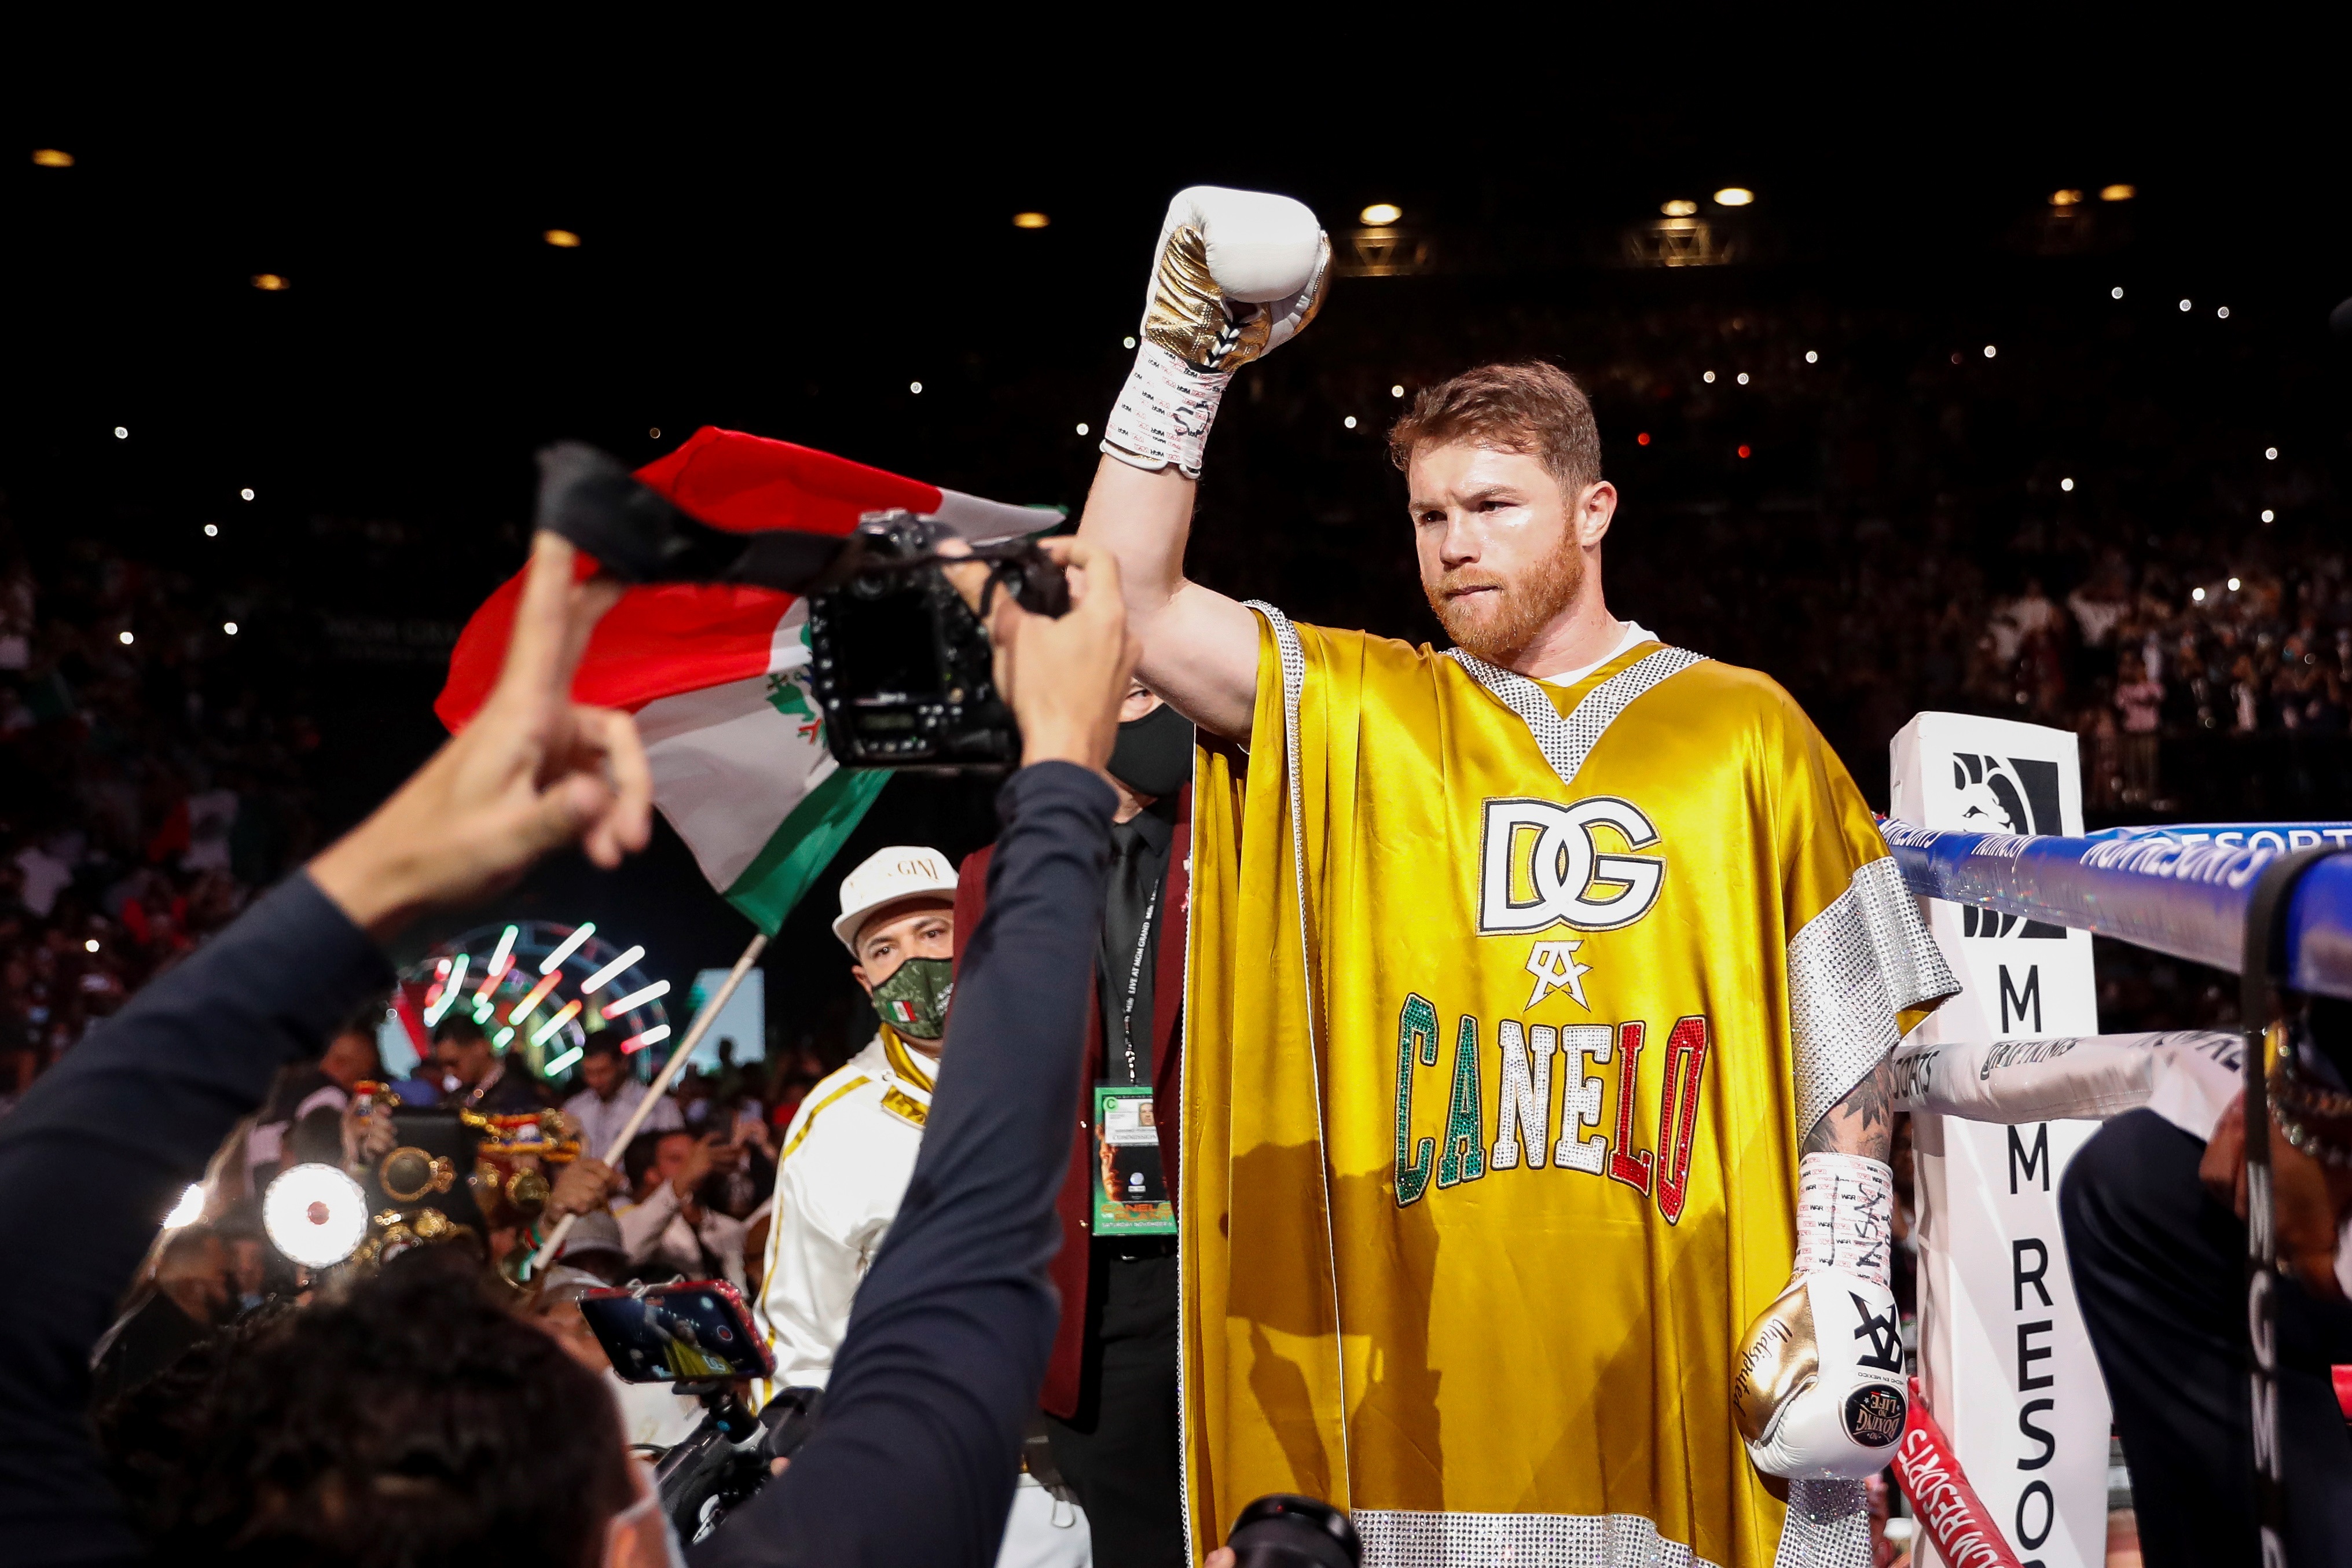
[[1388, 361, 1602, 498]]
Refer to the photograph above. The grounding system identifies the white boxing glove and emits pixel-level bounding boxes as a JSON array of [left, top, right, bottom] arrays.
[[1731, 1153, 1909, 1481], [1100, 186, 1330, 479]]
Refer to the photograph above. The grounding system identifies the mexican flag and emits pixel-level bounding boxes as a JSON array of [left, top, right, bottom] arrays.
[[435, 426, 1055, 933]]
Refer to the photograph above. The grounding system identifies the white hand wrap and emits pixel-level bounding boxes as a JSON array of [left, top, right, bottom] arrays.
[[1100, 185, 1328, 480], [1733, 1153, 1907, 1481]]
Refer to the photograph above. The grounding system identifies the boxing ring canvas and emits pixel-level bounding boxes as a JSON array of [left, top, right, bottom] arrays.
[[1891, 714, 2112, 1568]]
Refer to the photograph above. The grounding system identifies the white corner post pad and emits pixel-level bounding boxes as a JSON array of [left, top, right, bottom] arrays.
[[1791, 1151, 1895, 1288], [1099, 342, 1234, 480]]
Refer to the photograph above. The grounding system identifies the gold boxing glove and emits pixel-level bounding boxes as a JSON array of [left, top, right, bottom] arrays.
[[1102, 186, 1330, 478]]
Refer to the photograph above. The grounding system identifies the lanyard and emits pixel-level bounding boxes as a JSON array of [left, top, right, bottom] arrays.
[[1113, 880, 1161, 1085]]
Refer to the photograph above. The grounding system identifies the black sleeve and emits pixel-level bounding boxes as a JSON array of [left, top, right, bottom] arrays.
[[696, 761, 1113, 1568], [0, 873, 392, 1567]]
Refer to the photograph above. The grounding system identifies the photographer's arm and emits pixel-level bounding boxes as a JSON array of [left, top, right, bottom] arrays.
[[0, 534, 647, 1565], [695, 543, 1131, 1568]]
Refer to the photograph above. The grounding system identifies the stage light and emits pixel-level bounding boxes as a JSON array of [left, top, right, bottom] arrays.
[[2217, 306, 2230, 320], [162, 1184, 205, 1229], [1343, 416, 1357, 429], [603, 979, 670, 1019], [544, 1045, 584, 1076], [1736, 372, 1749, 385], [263, 1163, 368, 1268], [1359, 203, 1403, 225], [113, 427, 127, 439], [1012, 212, 1050, 229], [2266, 447, 2279, 460], [240, 487, 254, 501], [494, 1026, 515, 1048], [2262, 509, 2276, 523], [1713, 187, 1754, 207], [118, 630, 133, 645], [1637, 432, 1652, 446], [424, 953, 469, 1026], [251, 274, 289, 291], [506, 970, 562, 1024], [1983, 345, 1997, 358], [582, 945, 645, 994], [2192, 586, 2207, 603], [622, 1024, 671, 1054], [2061, 478, 2074, 492], [1805, 351, 1818, 363], [2178, 299, 2192, 312], [2049, 189, 2082, 207], [1703, 371, 1716, 384], [539, 921, 596, 975], [203, 524, 218, 537], [83, 938, 99, 953], [2229, 577, 2242, 592], [1661, 199, 1699, 217], [530, 998, 582, 1047], [1124, 336, 1136, 349], [2100, 184, 2135, 202], [544, 229, 581, 248], [909, 381, 923, 394], [2111, 287, 2124, 299], [223, 621, 237, 635], [1737, 445, 1752, 459], [31, 149, 73, 168], [1392, 384, 1404, 398]]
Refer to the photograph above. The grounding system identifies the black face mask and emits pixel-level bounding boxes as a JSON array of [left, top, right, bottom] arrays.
[[1108, 702, 1195, 799]]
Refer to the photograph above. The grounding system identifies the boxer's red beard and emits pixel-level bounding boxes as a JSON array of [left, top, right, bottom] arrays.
[[1426, 548, 1586, 668]]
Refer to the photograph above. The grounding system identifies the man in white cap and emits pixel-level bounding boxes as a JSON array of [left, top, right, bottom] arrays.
[[754, 845, 1091, 1567]]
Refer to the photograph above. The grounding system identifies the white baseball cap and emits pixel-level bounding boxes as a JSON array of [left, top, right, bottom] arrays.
[[832, 845, 959, 954]]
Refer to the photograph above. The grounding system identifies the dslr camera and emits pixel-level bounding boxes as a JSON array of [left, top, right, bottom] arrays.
[[533, 443, 1068, 772]]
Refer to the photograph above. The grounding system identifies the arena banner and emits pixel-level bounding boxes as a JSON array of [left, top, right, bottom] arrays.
[[1889, 714, 2111, 1568]]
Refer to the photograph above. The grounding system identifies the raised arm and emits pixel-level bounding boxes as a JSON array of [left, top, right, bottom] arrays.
[[1074, 186, 1332, 744]]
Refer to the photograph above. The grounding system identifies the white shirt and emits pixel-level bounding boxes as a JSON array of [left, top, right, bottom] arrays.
[[753, 1030, 935, 1390], [563, 1077, 684, 1162], [614, 1180, 750, 1291], [1530, 620, 1657, 687]]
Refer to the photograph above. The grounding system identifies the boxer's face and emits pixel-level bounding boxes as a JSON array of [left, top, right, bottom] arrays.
[[1408, 442, 1615, 667]]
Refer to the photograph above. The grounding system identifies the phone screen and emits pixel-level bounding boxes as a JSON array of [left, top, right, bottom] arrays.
[[579, 1280, 776, 1384]]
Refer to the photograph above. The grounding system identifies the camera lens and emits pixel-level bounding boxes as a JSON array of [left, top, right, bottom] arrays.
[[1228, 1494, 1359, 1568]]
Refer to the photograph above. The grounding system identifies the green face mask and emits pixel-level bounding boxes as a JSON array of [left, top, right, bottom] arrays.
[[870, 956, 953, 1041]]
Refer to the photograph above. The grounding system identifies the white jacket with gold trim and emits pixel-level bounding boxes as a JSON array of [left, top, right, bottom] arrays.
[[752, 1029, 934, 1392]]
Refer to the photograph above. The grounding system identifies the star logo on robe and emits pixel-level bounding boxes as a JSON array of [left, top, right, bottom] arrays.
[[1524, 940, 1593, 1011]]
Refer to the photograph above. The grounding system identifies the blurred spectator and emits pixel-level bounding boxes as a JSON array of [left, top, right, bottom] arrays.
[[431, 1013, 546, 1114], [560, 1034, 682, 1161], [87, 1225, 233, 1405], [617, 1128, 749, 1289]]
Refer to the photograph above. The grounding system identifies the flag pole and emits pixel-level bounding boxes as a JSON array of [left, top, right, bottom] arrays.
[[527, 930, 769, 1273]]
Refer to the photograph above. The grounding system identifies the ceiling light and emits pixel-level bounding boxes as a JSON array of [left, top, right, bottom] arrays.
[[1804, 351, 1818, 363], [83, 937, 100, 953], [1712, 187, 1754, 207], [203, 524, 218, 537], [1075, 422, 1089, 436], [1359, 203, 1403, 225], [223, 621, 238, 635], [1343, 416, 1357, 429], [2061, 478, 2074, 491], [1983, 344, 1997, 358], [1123, 336, 1136, 349], [1736, 372, 1749, 385], [240, 487, 254, 501], [1703, 370, 1716, 384], [1661, 199, 1698, 218], [31, 148, 74, 168], [2192, 586, 2207, 603], [2261, 510, 2275, 523], [1737, 445, 1752, 459], [2100, 183, 2136, 202], [251, 273, 289, 291], [649, 426, 661, 439], [2049, 189, 2083, 207], [2217, 306, 2230, 319], [2266, 447, 2278, 460], [909, 381, 923, 394], [1012, 212, 1050, 229], [113, 426, 127, 439], [2178, 299, 2192, 312], [2111, 287, 2124, 299], [544, 229, 581, 248], [118, 630, 133, 645], [2228, 577, 2242, 592], [1637, 432, 1652, 446], [1391, 384, 1404, 398]]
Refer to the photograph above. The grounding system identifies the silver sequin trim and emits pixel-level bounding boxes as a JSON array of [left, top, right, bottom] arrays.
[[1354, 1509, 1722, 1568], [1788, 858, 1960, 1139], [1449, 645, 1710, 788], [1771, 1480, 1872, 1568]]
